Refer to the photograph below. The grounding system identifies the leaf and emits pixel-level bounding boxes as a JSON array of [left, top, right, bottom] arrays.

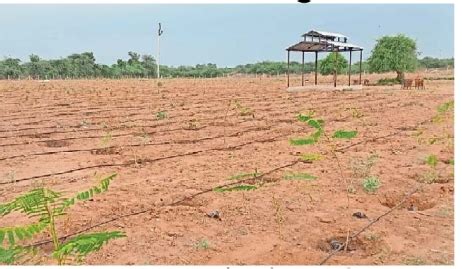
[[290, 137, 317, 146], [332, 130, 358, 139], [0, 246, 31, 265], [0, 222, 48, 246], [54, 173, 117, 215], [284, 172, 317, 181], [0, 188, 60, 217], [213, 185, 257, 193], [307, 119, 323, 129], [53, 231, 125, 261], [297, 114, 312, 123]]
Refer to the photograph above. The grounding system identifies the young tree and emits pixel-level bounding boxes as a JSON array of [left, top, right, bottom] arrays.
[[368, 34, 418, 80], [319, 52, 348, 75]]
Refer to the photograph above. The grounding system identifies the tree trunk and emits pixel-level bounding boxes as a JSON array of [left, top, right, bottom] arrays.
[[396, 71, 404, 82]]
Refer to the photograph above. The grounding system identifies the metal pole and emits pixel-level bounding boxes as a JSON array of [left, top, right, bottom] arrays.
[[287, 50, 290, 88], [334, 50, 337, 87], [302, 52, 305, 86], [348, 49, 352, 86], [359, 49, 363, 85], [315, 51, 318, 85], [157, 34, 160, 79], [157, 23, 163, 80]]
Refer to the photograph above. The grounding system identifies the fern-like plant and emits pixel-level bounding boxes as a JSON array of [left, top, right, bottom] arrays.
[[0, 173, 125, 265]]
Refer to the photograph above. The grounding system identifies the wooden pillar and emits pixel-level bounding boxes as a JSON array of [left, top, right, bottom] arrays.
[[348, 49, 352, 86], [302, 52, 305, 86], [287, 50, 290, 88], [359, 49, 363, 85], [315, 51, 318, 85]]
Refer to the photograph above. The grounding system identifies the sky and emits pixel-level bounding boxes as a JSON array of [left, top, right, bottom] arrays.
[[0, 4, 454, 67]]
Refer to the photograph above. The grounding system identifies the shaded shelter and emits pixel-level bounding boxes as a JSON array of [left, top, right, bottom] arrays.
[[286, 30, 363, 88]]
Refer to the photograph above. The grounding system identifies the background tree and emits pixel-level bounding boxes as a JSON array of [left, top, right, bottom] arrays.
[[319, 52, 348, 75], [368, 34, 418, 80]]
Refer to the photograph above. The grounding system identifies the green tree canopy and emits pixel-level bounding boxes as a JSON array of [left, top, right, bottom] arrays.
[[368, 34, 418, 80], [319, 52, 348, 75]]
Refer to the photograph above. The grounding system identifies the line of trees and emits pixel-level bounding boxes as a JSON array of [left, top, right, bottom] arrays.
[[0, 51, 453, 80]]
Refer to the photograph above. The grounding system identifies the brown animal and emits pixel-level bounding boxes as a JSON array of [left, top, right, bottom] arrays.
[[363, 79, 370, 86], [402, 79, 413, 89], [415, 78, 425, 89], [353, 79, 360, 85]]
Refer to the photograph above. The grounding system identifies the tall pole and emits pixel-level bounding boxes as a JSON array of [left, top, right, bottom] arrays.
[[287, 50, 290, 88], [157, 23, 163, 80], [315, 51, 318, 85], [348, 49, 352, 86], [302, 52, 305, 86], [359, 49, 363, 85], [334, 50, 337, 88]]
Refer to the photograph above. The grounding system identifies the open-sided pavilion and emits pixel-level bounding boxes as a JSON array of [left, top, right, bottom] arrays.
[[286, 30, 363, 88]]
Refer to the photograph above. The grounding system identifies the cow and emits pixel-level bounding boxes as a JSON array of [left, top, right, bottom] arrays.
[[415, 78, 425, 89], [402, 79, 413, 89]]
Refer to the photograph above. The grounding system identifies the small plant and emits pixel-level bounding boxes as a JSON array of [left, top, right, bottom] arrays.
[[232, 100, 254, 117], [284, 172, 317, 181], [419, 170, 439, 184], [351, 154, 379, 178], [194, 239, 210, 250], [5, 171, 16, 183], [437, 100, 454, 114], [227, 169, 261, 180], [0, 174, 125, 265], [155, 111, 167, 120], [403, 256, 426, 265], [300, 153, 323, 163], [271, 195, 285, 240], [100, 131, 112, 148], [79, 119, 91, 128], [433, 100, 454, 123], [185, 119, 200, 130], [213, 185, 257, 193], [425, 154, 438, 168], [350, 108, 364, 119], [362, 176, 381, 193], [289, 114, 324, 146]]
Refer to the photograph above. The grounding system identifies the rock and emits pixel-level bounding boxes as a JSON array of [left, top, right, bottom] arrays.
[[206, 210, 222, 220], [352, 211, 368, 219]]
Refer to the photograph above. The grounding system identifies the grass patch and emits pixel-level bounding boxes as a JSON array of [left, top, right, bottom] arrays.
[[284, 172, 317, 181]]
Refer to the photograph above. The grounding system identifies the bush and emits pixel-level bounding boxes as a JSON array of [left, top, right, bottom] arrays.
[[377, 78, 401, 86]]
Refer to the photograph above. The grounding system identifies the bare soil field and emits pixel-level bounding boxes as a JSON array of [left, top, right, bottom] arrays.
[[0, 71, 454, 265]]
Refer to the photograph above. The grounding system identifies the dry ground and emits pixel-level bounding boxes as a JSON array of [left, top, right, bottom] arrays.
[[0, 71, 454, 265]]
